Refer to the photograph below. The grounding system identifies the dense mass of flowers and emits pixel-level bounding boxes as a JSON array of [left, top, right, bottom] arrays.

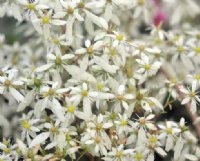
[[0, 0, 200, 160]]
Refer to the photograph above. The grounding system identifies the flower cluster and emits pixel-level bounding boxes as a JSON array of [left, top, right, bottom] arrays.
[[0, 0, 200, 161]]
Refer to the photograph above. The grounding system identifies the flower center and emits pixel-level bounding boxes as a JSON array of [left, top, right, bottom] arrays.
[[135, 153, 143, 160], [66, 134, 72, 142], [42, 17, 50, 24], [50, 127, 57, 133], [194, 47, 200, 54], [34, 79, 41, 87], [67, 106, 75, 113], [67, 7, 74, 14], [81, 90, 88, 97], [3, 148, 11, 154], [53, 38, 59, 45], [139, 117, 146, 125], [21, 120, 30, 129], [121, 120, 127, 126], [149, 136, 157, 144], [87, 47, 94, 55], [78, 2, 85, 8], [177, 46, 185, 53], [4, 79, 11, 87], [96, 124, 102, 131], [144, 64, 151, 71], [48, 88, 55, 95], [139, 45, 145, 52], [97, 83, 103, 91], [55, 56, 62, 65], [171, 78, 177, 84], [165, 128, 172, 135], [116, 95, 124, 101], [27, 3, 35, 10], [116, 34, 124, 41], [194, 74, 200, 80], [189, 92, 196, 98], [136, 92, 143, 100], [110, 113, 117, 120], [116, 151, 123, 158]]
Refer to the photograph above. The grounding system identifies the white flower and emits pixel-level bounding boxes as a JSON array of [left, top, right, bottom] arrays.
[[85, 114, 113, 146], [0, 72, 24, 102], [180, 82, 200, 113], [38, 82, 69, 121], [20, 112, 40, 144], [70, 82, 98, 115], [135, 114, 157, 131], [170, 36, 194, 70], [132, 41, 161, 56], [47, 34, 68, 51], [145, 134, 167, 161], [109, 82, 134, 112], [0, 139, 16, 157], [83, 133, 108, 156], [75, 40, 103, 61], [35, 48, 74, 73], [58, 0, 83, 22], [65, 97, 79, 122], [187, 73, 200, 87], [32, 10, 66, 36], [128, 89, 163, 114], [135, 54, 161, 84], [103, 144, 134, 161], [18, 0, 49, 14], [132, 0, 151, 23], [158, 121, 181, 152], [108, 32, 126, 47], [115, 114, 132, 135]]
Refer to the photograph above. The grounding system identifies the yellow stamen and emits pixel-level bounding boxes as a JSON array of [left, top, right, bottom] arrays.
[[149, 136, 157, 144], [165, 128, 172, 135], [4, 80, 11, 87], [42, 17, 50, 24], [116, 34, 124, 41], [67, 106, 75, 113], [21, 120, 30, 129], [67, 8, 74, 14], [27, 3, 35, 10], [144, 64, 151, 71], [97, 83, 103, 91], [96, 124, 102, 131], [55, 56, 62, 65], [121, 120, 127, 126], [135, 153, 143, 160], [116, 151, 123, 158], [139, 117, 146, 125], [116, 95, 124, 101], [87, 47, 94, 55], [78, 2, 85, 8], [48, 89, 55, 96], [82, 90, 88, 97]]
